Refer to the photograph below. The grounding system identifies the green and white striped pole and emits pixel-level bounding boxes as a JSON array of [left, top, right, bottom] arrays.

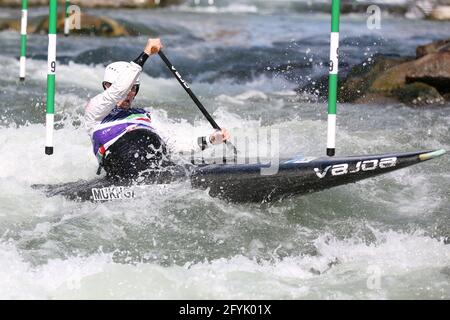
[[19, 0, 28, 81], [64, 0, 70, 37], [326, 0, 341, 157], [45, 0, 57, 155]]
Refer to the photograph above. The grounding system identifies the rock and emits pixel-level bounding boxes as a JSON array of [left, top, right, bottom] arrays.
[[0, 16, 42, 33], [353, 52, 450, 105], [33, 13, 131, 37], [114, 19, 158, 37], [0, 0, 181, 8], [353, 93, 400, 104], [393, 82, 445, 106], [0, 19, 19, 32], [430, 5, 450, 20], [369, 61, 413, 94], [297, 55, 413, 103], [68, 0, 181, 8], [0, 13, 144, 37], [0, 0, 45, 5], [298, 39, 450, 106], [416, 38, 450, 58], [338, 55, 412, 102], [369, 52, 450, 95], [0, 11, 164, 37], [405, 52, 450, 94]]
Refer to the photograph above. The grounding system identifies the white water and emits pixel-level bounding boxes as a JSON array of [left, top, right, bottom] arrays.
[[1, 230, 448, 299], [0, 7, 449, 299]]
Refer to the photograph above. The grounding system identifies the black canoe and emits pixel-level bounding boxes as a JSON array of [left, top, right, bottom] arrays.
[[33, 149, 446, 203]]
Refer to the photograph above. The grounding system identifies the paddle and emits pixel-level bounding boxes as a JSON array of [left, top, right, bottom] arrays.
[[158, 50, 238, 158]]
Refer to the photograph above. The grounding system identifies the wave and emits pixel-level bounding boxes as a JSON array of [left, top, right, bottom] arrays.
[[0, 228, 448, 299]]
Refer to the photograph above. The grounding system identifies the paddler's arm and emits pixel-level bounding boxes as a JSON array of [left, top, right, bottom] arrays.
[[84, 38, 163, 136], [197, 128, 231, 151]]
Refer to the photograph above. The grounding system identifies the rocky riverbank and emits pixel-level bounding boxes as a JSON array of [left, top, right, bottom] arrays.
[[0, 12, 158, 36], [0, 0, 181, 8], [300, 39, 450, 107], [1, 0, 449, 21]]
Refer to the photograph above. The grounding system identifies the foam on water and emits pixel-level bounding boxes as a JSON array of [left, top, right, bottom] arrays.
[[0, 228, 448, 299], [1, 8, 450, 299], [0, 106, 448, 300]]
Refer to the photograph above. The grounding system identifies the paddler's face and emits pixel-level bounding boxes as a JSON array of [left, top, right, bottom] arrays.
[[117, 88, 137, 109], [104, 82, 138, 110]]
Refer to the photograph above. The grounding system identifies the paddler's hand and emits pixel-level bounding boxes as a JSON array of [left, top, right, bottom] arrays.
[[209, 128, 230, 145], [144, 38, 163, 55]]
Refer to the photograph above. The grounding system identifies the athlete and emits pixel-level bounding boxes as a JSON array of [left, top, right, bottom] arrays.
[[85, 38, 230, 180]]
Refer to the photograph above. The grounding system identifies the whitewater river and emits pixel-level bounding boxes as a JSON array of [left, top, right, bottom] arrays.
[[0, 2, 449, 299]]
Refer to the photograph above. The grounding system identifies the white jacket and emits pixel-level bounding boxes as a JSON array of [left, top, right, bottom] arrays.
[[84, 61, 213, 159], [85, 62, 142, 138]]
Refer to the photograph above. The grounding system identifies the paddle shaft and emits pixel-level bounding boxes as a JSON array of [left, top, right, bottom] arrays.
[[158, 50, 237, 157], [158, 51, 221, 130]]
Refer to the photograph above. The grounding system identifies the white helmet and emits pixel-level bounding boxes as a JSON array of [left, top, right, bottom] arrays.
[[103, 61, 140, 88]]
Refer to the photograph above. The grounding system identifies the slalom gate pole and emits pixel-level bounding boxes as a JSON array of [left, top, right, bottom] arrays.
[[326, 0, 341, 157], [45, 0, 57, 155], [19, 0, 28, 81]]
